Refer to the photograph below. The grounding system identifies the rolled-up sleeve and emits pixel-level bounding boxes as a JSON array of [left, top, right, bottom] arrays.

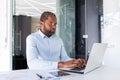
[[60, 39, 73, 62]]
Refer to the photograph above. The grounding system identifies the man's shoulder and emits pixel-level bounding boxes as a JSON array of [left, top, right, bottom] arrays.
[[31, 31, 39, 36], [27, 31, 39, 39], [53, 35, 63, 43], [53, 35, 61, 40]]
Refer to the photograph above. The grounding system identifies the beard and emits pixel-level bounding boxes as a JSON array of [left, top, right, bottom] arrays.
[[43, 25, 55, 37]]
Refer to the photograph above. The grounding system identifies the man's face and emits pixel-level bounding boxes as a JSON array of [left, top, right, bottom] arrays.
[[40, 15, 57, 37]]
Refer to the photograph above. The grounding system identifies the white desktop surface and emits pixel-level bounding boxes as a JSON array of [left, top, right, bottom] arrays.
[[0, 65, 120, 80]]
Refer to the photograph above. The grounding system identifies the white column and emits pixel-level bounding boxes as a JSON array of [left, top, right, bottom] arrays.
[[0, 0, 12, 71]]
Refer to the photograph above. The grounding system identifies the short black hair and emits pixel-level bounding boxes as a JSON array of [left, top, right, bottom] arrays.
[[40, 11, 56, 22]]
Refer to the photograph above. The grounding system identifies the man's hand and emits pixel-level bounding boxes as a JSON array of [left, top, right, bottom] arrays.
[[58, 59, 87, 68], [72, 58, 87, 68], [58, 60, 77, 68]]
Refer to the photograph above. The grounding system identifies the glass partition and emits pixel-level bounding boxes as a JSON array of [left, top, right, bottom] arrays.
[[56, 0, 75, 58]]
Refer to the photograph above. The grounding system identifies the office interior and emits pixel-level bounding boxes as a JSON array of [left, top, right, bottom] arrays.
[[0, 0, 120, 72]]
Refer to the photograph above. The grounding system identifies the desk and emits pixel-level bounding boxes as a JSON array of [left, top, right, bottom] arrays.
[[0, 65, 120, 80]]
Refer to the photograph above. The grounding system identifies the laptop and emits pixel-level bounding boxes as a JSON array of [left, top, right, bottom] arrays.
[[59, 43, 108, 74]]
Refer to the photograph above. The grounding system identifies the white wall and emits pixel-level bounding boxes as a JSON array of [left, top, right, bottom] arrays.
[[31, 17, 40, 33], [0, 0, 12, 71], [103, 0, 120, 68]]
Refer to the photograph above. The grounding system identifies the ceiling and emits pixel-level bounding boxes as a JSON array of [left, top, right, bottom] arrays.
[[14, 0, 56, 18]]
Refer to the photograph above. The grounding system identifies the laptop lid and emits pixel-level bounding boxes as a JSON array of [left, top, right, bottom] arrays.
[[59, 43, 108, 74], [84, 43, 108, 74]]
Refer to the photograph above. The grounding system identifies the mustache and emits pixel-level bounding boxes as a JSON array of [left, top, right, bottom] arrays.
[[48, 31, 55, 35]]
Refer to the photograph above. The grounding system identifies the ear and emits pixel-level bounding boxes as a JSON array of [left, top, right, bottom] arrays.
[[40, 21, 44, 26]]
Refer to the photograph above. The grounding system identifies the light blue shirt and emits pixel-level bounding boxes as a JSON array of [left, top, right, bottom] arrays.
[[26, 30, 72, 70]]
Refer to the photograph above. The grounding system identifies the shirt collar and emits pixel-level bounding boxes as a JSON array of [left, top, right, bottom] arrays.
[[38, 29, 55, 39]]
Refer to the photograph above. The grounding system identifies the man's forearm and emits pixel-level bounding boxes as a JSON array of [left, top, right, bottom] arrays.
[[58, 62, 64, 68], [58, 60, 77, 68]]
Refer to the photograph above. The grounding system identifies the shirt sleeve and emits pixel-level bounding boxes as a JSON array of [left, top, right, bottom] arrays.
[[60, 39, 73, 62], [26, 35, 58, 70]]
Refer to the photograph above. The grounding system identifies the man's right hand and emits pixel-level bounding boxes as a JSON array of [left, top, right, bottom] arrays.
[[58, 60, 77, 68], [58, 59, 87, 69]]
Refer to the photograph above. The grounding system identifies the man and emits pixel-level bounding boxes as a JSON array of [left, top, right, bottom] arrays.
[[26, 11, 86, 70]]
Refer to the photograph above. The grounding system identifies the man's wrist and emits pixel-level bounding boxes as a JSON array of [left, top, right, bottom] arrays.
[[58, 62, 64, 68]]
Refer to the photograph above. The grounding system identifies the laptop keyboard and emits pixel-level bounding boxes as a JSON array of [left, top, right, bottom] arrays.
[[70, 67, 85, 71]]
